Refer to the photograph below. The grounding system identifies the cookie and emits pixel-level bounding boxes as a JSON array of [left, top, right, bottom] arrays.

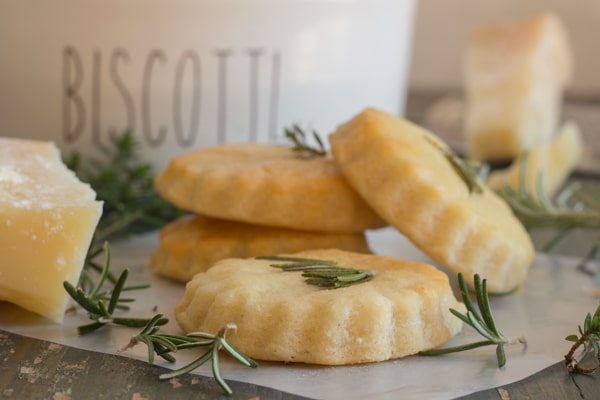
[[175, 249, 464, 365], [329, 108, 535, 293], [151, 214, 371, 282], [487, 120, 583, 199], [154, 143, 385, 233]]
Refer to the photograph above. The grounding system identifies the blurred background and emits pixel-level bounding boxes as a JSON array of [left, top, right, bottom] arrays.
[[409, 0, 598, 94], [1, 0, 597, 171], [406, 0, 600, 175]]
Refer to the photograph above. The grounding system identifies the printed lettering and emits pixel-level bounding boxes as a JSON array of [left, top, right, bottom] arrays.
[[91, 50, 102, 147], [247, 48, 264, 141], [269, 51, 281, 141], [62, 46, 85, 144], [109, 48, 136, 139], [60, 46, 282, 149], [214, 49, 233, 144], [173, 50, 201, 147], [141, 50, 168, 147]]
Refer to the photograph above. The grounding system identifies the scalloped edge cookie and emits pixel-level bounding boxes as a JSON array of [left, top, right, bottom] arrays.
[[175, 248, 465, 365]]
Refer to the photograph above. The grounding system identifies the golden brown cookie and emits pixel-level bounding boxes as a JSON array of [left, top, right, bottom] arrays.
[[329, 108, 535, 293], [154, 143, 385, 233], [150, 214, 371, 282], [175, 249, 465, 365]]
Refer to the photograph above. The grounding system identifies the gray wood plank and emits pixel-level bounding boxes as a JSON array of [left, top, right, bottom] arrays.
[[3, 329, 599, 399], [458, 356, 600, 400], [0, 330, 312, 400]]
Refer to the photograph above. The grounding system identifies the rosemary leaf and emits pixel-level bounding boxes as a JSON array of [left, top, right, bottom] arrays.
[[494, 156, 600, 263], [420, 273, 526, 368], [565, 304, 600, 374], [108, 268, 129, 314], [121, 317, 258, 394], [425, 136, 484, 194], [256, 255, 338, 266], [147, 323, 258, 395], [159, 350, 213, 380], [77, 321, 106, 336], [111, 317, 155, 328], [260, 256, 375, 288], [284, 124, 327, 159], [211, 343, 227, 394], [64, 242, 152, 334]]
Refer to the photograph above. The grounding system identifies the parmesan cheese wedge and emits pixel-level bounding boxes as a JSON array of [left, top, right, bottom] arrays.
[[487, 121, 584, 199], [464, 13, 573, 162], [0, 137, 102, 322]]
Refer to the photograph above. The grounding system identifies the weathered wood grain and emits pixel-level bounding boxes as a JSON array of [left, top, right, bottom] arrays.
[[0, 330, 311, 400], [2, 329, 598, 399], [458, 355, 600, 399]]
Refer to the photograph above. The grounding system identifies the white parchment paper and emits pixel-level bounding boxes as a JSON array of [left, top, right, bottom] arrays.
[[1, 227, 599, 399]]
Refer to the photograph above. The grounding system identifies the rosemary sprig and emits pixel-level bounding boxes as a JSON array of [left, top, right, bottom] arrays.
[[66, 131, 183, 288], [284, 124, 327, 158], [63, 242, 151, 334], [120, 314, 175, 363], [425, 137, 484, 194], [122, 317, 258, 395], [65, 131, 183, 245], [565, 304, 600, 374], [446, 153, 485, 194], [495, 155, 600, 261], [420, 273, 526, 367], [258, 256, 375, 288]]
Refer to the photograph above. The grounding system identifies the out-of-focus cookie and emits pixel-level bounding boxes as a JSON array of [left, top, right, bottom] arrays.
[[175, 249, 465, 365], [150, 214, 371, 282], [154, 143, 386, 233], [487, 120, 583, 199], [329, 108, 535, 294]]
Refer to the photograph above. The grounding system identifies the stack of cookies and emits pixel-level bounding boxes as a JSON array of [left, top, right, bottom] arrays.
[[152, 107, 537, 366], [151, 143, 386, 283]]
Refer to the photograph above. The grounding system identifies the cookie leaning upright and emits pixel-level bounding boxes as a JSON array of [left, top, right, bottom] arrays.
[[154, 143, 385, 233], [329, 108, 534, 294]]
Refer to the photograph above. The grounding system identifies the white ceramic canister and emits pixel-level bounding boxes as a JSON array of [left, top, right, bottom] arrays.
[[0, 0, 418, 170]]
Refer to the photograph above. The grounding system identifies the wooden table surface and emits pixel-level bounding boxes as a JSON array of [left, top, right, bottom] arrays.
[[2, 329, 598, 400]]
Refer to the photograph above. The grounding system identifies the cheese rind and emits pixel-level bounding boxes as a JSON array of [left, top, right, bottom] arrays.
[[464, 13, 573, 162], [0, 137, 102, 322]]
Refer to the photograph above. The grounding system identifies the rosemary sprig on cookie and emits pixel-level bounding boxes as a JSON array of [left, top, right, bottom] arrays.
[[420, 273, 526, 367], [258, 256, 375, 288], [122, 316, 258, 395], [284, 124, 327, 158], [564, 305, 600, 374], [446, 155, 485, 194], [425, 136, 484, 194]]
